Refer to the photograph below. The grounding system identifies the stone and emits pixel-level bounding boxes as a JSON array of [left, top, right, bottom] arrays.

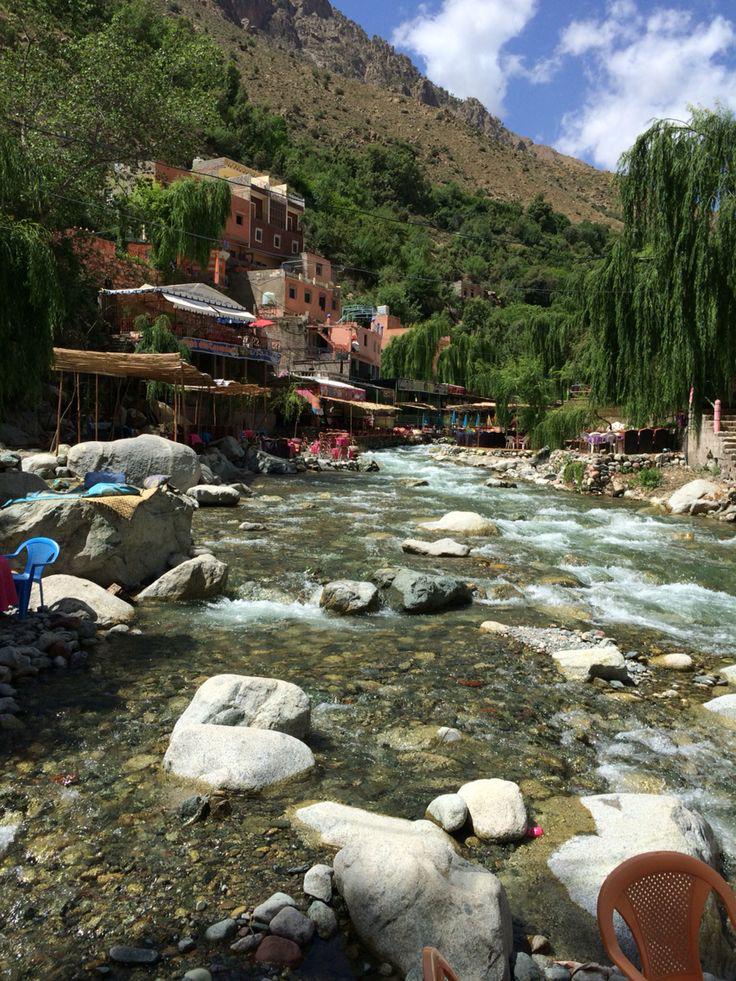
[[67, 434, 201, 491], [437, 726, 462, 743], [239, 521, 266, 531], [514, 952, 541, 981], [230, 934, 262, 953], [390, 568, 473, 613], [183, 971, 212, 981], [173, 674, 310, 739], [458, 779, 527, 842], [551, 646, 625, 682], [308, 900, 337, 939], [667, 479, 719, 515], [205, 918, 237, 942], [303, 863, 333, 902], [651, 653, 694, 671], [20, 452, 58, 478], [485, 477, 517, 488], [702, 693, 736, 722], [187, 484, 241, 507], [319, 580, 380, 615], [333, 814, 513, 980], [480, 620, 510, 635], [229, 482, 253, 497], [294, 801, 448, 850], [0, 470, 49, 506], [0, 820, 20, 858], [29, 575, 135, 627], [255, 935, 302, 969], [246, 447, 298, 475], [426, 794, 469, 832], [418, 510, 500, 535], [718, 665, 736, 685], [0, 488, 193, 589], [401, 538, 471, 558], [163, 724, 315, 790], [108, 946, 159, 965], [269, 905, 315, 946], [178, 937, 196, 953], [214, 435, 245, 460], [252, 892, 297, 926], [136, 555, 228, 601]]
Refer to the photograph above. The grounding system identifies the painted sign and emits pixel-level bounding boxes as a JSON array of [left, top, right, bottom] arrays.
[[182, 335, 281, 366]]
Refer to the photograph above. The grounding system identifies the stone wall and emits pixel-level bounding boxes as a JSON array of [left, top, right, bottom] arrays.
[[686, 417, 736, 479]]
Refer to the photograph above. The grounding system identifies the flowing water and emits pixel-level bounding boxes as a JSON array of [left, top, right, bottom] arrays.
[[2, 446, 736, 978]]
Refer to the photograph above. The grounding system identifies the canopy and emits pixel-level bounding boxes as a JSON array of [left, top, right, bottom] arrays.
[[396, 401, 436, 411], [100, 282, 256, 322], [52, 348, 214, 387], [445, 401, 497, 411], [185, 380, 270, 398], [321, 395, 397, 414]]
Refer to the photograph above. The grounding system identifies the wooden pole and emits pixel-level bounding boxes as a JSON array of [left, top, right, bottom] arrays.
[[94, 374, 99, 442], [75, 373, 81, 445], [53, 372, 63, 453], [173, 388, 178, 442]]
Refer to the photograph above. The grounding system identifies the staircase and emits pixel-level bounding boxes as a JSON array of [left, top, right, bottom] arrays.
[[715, 414, 736, 479]]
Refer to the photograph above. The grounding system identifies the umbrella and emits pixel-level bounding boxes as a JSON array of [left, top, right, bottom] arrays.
[[486, 414, 492, 428], [475, 413, 481, 427], [462, 414, 468, 428], [450, 410, 457, 425], [422, 414, 429, 427]]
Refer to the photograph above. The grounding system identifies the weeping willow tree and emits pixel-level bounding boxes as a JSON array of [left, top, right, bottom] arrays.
[[129, 177, 232, 270], [585, 107, 736, 424], [134, 313, 189, 400]]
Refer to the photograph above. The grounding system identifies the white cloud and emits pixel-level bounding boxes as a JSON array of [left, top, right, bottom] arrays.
[[392, 0, 538, 116], [556, 3, 736, 169]]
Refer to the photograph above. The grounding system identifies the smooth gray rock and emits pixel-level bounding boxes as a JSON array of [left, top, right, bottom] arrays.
[[293, 801, 441, 850], [0, 470, 49, 506], [308, 900, 337, 939], [67, 434, 201, 490], [252, 892, 297, 926], [426, 793, 469, 833], [20, 452, 58, 478], [29, 575, 135, 627], [401, 538, 471, 558], [303, 863, 333, 902], [702, 693, 736, 722], [137, 555, 228, 601], [390, 568, 473, 613], [183, 970, 212, 981], [269, 906, 315, 946], [187, 484, 240, 507], [668, 479, 719, 514], [551, 646, 625, 682], [205, 918, 236, 942], [320, 580, 380, 615], [458, 779, 527, 842], [246, 447, 297, 474], [109, 946, 159, 965], [514, 953, 541, 981], [418, 510, 499, 535]]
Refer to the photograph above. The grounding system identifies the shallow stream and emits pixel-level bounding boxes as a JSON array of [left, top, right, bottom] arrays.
[[2, 446, 736, 978]]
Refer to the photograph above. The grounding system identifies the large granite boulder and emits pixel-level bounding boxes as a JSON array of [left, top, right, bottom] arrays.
[[30, 574, 135, 627], [136, 555, 228, 601], [702, 693, 736, 723], [390, 568, 473, 613], [0, 488, 193, 589], [245, 447, 298, 475], [67, 435, 200, 491], [668, 479, 720, 515], [402, 538, 471, 558], [458, 779, 527, 842], [294, 801, 429, 849], [319, 580, 380, 615], [20, 452, 58, 478], [186, 485, 240, 507], [173, 675, 310, 739], [0, 471, 48, 506], [419, 511, 499, 535]]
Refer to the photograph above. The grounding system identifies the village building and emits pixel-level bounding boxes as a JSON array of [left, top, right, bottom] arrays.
[[245, 252, 341, 323]]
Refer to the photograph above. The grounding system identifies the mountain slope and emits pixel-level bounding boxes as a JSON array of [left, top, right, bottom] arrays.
[[164, 0, 618, 224]]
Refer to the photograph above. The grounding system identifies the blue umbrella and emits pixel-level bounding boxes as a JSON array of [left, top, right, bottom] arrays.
[[475, 413, 481, 427], [422, 414, 429, 427], [450, 410, 457, 425], [462, 414, 468, 428]]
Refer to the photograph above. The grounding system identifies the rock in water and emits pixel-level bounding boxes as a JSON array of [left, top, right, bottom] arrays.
[[702, 693, 736, 722], [667, 479, 719, 515], [401, 538, 471, 558], [0, 471, 48, 506], [67, 434, 201, 490], [136, 555, 228, 601], [458, 779, 527, 842], [651, 652, 694, 671], [245, 447, 298, 475], [173, 674, 310, 738], [418, 511, 499, 535], [163, 724, 315, 791], [186, 485, 241, 507], [293, 801, 433, 849], [319, 580, 380, 614], [426, 793, 469, 832], [29, 575, 135, 627], [308, 900, 337, 939], [252, 892, 297, 927], [390, 568, 473, 613], [551, 646, 625, 682]]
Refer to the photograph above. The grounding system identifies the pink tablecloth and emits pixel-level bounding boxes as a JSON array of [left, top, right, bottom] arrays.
[[0, 556, 17, 613]]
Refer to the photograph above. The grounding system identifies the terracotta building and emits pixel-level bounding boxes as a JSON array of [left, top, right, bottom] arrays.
[[245, 252, 341, 323]]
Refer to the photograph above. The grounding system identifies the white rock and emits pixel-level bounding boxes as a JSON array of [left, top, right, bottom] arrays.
[[136, 555, 228, 601], [702, 693, 736, 722], [436, 726, 462, 743], [0, 820, 20, 858], [20, 452, 58, 477], [308, 900, 337, 939], [67, 434, 201, 491], [30, 575, 135, 627], [293, 801, 439, 849], [651, 653, 694, 671], [426, 793, 469, 832], [458, 779, 527, 842], [163, 724, 315, 790], [173, 674, 310, 739], [187, 485, 240, 507], [668, 479, 719, 515], [252, 892, 297, 925], [319, 580, 380, 615], [401, 538, 471, 558], [551, 645, 625, 682], [304, 863, 333, 902], [717, 665, 736, 685], [418, 511, 499, 535], [480, 621, 510, 635]]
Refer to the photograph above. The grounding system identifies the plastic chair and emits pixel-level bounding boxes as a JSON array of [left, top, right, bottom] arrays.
[[422, 947, 458, 981], [597, 851, 736, 980], [1, 538, 60, 618]]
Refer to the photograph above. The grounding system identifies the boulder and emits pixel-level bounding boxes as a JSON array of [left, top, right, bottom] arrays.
[[426, 794, 469, 833], [304, 864, 333, 902], [213, 435, 245, 460], [419, 511, 499, 535], [67, 435, 201, 491], [651, 653, 694, 671], [200, 448, 242, 483], [718, 665, 736, 685], [390, 568, 473, 613], [163, 724, 315, 790], [480, 621, 510, 635], [702, 693, 736, 722], [187, 485, 240, 507], [21, 452, 58, 478], [137, 555, 228, 601], [333, 815, 513, 980], [0, 471, 49, 506], [246, 447, 297, 475], [458, 779, 527, 842], [269, 906, 315, 946], [319, 580, 380, 615], [551, 646, 625, 682], [173, 674, 310, 739], [293, 801, 436, 849], [668, 479, 719, 515], [29, 575, 135, 627], [402, 538, 471, 558], [0, 488, 193, 589]]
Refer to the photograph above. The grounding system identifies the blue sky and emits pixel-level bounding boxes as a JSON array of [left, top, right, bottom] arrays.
[[336, 0, 736, 170]]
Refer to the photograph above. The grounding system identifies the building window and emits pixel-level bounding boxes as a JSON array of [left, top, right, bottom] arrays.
[[319, 294, 326, 311], [331, 298, 337, 310], [254, 228, 263, 243], [363, 335, 368, 346], [287, 213, 298, 231], [252, 198, 263, 220], [291, 241, 299, 255], [288, 286, 297, 300], [273, 234, 281, 248], [316, 262, 323, 276], [235, 213, 243, 226], [304, 290, 312, 303]]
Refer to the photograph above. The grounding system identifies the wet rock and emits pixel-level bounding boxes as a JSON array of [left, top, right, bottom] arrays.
[[667, 479, 719, 514], [239, 521, 266, 531], [485, 477, 517, 489], [269, 905, 315, 946], [108, 945, 159, 965], [230, 933, 262, 953], [419, 510, 499, 535], [29, 575, 135, 628], [437, 726, 462, 743], [187, 484, 241, 507], [319, 580, 380, 615], [551, 646, 625, 682], [458, 779, 527, 842], [537, 571, 584, 589], [255, 935, 302, 968], [542, 967, 571, 981], [303, 863, 333, 902], [177, 795, 210, 823], [173, 674, 310, 738], [308, 900, 337, 939], [183, 970, 211, 981], [718, 665, 736, 685], [252, 892, 297, 927], [68, 434, 200, 490], [514, 952, 541, 981], [0, 819, 20, 857], [178, 937, 196, 953], [136, 554, 228, 601], [426, 793, 468, 832], [390, 568, 473, 613], [246, 448, 298, 475], [205, 918, 237, 942], [401, 537, 471, 558], [480, 620, 510, 634], [702, 693, 736, 722], [651, 652, 694, 671]]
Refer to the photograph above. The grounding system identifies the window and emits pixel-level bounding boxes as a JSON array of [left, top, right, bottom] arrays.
[[304, 290, 312, 303], [316, 263, 323, 276], [254, 228, 263, 243], [252, 198, 263, 220], [235, 213, 243, 226], [288, 286, 297, 300], [319, 294, 326, 311], [331, 298, 337, 310], [291, 241, 299, 255], [363, 335, 368, 346], [273, 234, 281, 248], [287, 213, 298, 231]]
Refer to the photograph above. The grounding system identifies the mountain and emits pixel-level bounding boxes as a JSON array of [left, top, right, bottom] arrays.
[[161, 0, 617, 224]]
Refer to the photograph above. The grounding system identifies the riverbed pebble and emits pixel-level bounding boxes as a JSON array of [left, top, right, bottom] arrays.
[[307, 900, 338, 939], [108, 945, 159, 965], [458, 778, 527, 841], [204, 917, 236, 942], [255, 935, 302, 968], [230, 933, 262, 953], [651, 652, 694, 671], [426, 793, 468, 832], [303, 863, 333, 902], [269, 905, 315, 946], [252, 892, 297, 927]]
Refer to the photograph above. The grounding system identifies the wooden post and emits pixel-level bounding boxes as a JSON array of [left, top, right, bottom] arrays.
[[75, 373, 81, 445], [173, 388, 178, 442], [94, 374, 99, 442], [53, 372, 63, 453]]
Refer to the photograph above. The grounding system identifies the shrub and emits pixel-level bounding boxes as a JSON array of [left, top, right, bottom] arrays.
[[562, 460, 586, 487], [631, 467, 663, 489]]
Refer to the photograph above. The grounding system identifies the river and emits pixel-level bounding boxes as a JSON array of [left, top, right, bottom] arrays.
[[2, 446, 736, 978]]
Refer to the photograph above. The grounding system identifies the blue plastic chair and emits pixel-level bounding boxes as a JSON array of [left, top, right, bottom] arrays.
[[1, 538, 60, 618]]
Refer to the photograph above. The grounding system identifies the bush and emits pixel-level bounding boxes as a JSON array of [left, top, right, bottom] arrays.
[[562, 460, 586, 487], [630, 467, 662, 489]]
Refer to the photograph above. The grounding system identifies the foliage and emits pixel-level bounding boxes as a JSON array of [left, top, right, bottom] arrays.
[[584, 107, 736, 424], [562, 460, 586, 488], [530, 402, 598, 450], [270, 384, 307, 424], [630, 466, 663, 489], [133, 313, 189, 399]]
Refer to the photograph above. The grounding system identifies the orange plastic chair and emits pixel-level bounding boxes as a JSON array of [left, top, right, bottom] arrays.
[[422, 946, 459, 981], [597, 850, 736, 980]]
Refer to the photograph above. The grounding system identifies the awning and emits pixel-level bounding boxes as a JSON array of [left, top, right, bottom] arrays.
[[322, 395, 398, 413], [295, 388, 323, 415], [445, 401, 497, 411], [52, 348, 214, 387], [252, 318, 275, 328], [100, 283, 255, 322], [397, 401, 437, 411]]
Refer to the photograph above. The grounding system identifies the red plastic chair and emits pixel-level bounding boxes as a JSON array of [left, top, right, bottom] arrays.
[[422, 947, 458, 981], [597, 851, 736, 980]]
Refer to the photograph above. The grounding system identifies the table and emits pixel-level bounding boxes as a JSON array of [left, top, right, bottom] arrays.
[[0, 556, 17, 613]]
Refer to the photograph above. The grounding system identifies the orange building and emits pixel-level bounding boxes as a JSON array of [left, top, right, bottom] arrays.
[[375, 306, 410, 350], [246, 252, 341, 323]]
